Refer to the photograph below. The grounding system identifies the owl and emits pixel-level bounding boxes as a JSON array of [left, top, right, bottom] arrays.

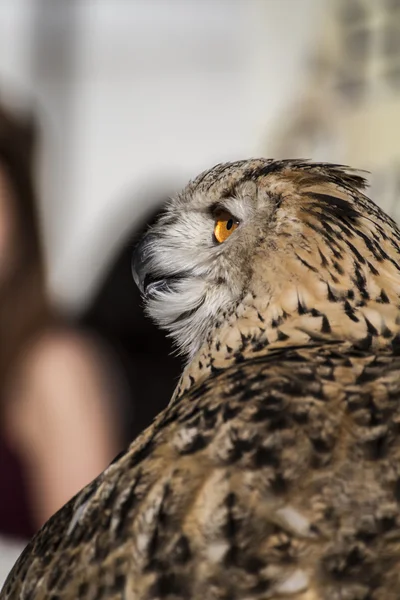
[[3, 159, 400, 599]]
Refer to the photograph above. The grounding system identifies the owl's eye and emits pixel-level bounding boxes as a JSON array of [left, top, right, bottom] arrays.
[[214, 210, 239, 244]]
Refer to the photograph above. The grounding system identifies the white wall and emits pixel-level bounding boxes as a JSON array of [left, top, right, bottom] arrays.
[[0, 0, 324, 311]]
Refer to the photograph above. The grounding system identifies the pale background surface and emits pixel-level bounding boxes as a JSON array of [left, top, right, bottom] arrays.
[[0, 537, 25, 589], [0, 0, 324, 311]]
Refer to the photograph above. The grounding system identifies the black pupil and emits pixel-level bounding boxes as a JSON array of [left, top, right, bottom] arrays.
[[226, 219, 233, 231]]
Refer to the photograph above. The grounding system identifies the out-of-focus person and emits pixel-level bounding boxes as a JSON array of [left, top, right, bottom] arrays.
[[0, 99, 124, 542], [79, 202, 184, 446]]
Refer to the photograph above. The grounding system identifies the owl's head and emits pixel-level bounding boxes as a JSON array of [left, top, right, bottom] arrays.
[[132, 159, 400, 360]]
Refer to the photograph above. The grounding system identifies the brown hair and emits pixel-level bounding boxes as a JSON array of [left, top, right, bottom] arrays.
[[0, 101, 53, 385]]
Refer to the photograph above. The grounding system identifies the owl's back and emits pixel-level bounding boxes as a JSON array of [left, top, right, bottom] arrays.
[[3, 341, 400, 600]]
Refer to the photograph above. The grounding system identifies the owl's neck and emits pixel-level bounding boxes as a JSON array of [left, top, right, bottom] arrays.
[[174, 285, 400, 401]]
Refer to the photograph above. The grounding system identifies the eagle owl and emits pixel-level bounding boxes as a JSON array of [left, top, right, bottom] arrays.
[[3, 159, 400, 599]]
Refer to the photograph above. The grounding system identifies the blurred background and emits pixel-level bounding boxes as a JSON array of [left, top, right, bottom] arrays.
[[1, 0, 399, 587], [0, 0, 323, 311]]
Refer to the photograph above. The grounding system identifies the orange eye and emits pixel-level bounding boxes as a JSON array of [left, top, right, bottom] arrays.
[[214, 211, 239, 244]]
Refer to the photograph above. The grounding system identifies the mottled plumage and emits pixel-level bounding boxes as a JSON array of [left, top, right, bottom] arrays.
[[3, 159, 400, 599]]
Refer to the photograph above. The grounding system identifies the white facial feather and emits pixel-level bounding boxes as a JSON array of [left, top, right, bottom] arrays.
[[140, 190, 256, 359], [145, 262, 238, 359]]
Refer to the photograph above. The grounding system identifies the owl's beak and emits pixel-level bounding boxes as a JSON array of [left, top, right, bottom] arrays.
[[132, 233, 169, 297], [131, 235, 148, 294]]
